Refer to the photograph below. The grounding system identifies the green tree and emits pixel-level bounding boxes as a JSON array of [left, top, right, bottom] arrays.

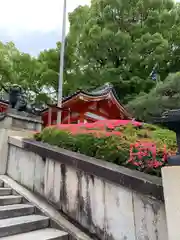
[[127, 72, 180, 121], [1, 0, 179, 108], [37, 41, 78, 98], [0, 41, 51, 106], [65, 0, 179, 102]]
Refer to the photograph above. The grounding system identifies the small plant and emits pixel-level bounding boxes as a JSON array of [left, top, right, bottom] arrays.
[[34, 132, 42, 141], [126, 141, 167, 176]]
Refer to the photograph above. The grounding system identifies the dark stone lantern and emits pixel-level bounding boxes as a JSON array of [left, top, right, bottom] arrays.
[[154, 109, 180, 166]]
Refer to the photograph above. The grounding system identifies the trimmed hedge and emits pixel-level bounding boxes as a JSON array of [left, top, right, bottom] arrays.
[[34, 122, 177, 177]]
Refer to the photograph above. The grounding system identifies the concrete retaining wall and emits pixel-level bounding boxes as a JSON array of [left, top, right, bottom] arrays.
[[6, 136, 168, 240], [0, 129, 34, 175]]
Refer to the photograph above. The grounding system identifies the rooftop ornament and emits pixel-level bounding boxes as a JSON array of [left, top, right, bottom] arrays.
[[154, 109, 180, 165]]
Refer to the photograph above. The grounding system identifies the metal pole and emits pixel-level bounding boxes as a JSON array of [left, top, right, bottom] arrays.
[[57, 0, 67, 124]]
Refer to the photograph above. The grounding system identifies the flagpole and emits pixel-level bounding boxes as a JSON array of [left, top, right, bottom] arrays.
[[57, 0, 67, 124]]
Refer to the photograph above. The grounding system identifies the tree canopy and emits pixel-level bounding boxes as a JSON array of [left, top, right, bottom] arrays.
[[0, 41, 52, 106], [127, 72, 180, 121], [65, 0, 180, 102]]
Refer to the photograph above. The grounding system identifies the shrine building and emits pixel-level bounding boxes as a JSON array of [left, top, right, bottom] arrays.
[[41, 83, 132, 127]]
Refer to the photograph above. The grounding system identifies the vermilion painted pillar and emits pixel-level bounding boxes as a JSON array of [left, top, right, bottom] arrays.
[[79, 112, 84, 123], [48, 107, 52, 126]]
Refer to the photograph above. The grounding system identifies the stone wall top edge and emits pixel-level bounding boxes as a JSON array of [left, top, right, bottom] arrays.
[[8, 136, 164, 201]]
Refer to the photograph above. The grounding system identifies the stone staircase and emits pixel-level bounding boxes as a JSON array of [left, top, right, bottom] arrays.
[[0, 182, 68, 239]]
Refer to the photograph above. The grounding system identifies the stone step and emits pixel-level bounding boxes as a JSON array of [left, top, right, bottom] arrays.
[[0, 179, 69, 239], [0, 228, 68, 239], [0, 204, 35, 219], [0, 196, 22, 206], [0, 214, 49, 238], [0, 188, 12, 196]]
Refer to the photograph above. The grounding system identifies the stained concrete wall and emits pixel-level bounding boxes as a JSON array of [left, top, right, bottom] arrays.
[[0, 129, 34, 174], [0, 111, 41, 174], [7, 137, 168, 240]]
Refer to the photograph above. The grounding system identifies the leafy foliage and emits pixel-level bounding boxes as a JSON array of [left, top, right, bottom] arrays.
[[1, 0, 180, 109], [0, 42, 53, 106], [127, 72, 180, 121], [34, 121, 177, 177], [64, 0, 180, 103], [28, 0, 180, 105]]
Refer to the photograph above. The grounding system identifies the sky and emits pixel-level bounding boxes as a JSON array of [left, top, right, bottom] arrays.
[[0, 0, 178, 55], [0, 0, 90, 55]]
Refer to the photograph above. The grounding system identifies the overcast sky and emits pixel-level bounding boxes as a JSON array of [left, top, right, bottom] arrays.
[[0, 0, 178, 55], [0, 0, 90, 55]]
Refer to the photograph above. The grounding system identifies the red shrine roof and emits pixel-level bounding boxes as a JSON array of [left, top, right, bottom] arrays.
[[42, 83, 131, 118]]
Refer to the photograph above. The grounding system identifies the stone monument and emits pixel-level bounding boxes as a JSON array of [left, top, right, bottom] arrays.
[[0, 84, 42, 132]]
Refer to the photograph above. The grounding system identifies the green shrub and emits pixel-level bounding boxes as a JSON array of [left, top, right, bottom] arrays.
[[41, 127, 76, 151], [73, 134, 104, 157], [95, 136, 130, 165], [151, 128, 177, 152], [34, 132, 42, 141], [34, 123, 177, 177]]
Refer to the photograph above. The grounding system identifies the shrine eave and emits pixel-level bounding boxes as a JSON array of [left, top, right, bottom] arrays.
[[41, 84, 112, 113], [41, 83, 131, 118]]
